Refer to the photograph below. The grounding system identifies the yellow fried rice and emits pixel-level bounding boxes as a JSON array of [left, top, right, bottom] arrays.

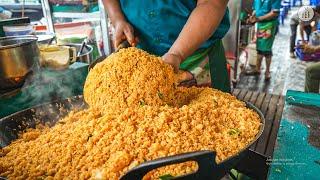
[[0, 48, 261, 179]]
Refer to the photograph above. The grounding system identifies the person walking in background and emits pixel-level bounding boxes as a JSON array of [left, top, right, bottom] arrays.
[[247, 0, 281, 81], [289, 6, 320, 58]]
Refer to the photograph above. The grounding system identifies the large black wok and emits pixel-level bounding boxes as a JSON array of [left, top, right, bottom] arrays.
[[0, 96, 265, 180]]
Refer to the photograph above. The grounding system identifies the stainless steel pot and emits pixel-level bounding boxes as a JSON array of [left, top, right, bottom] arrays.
[[0, 36, 40, 90], [37, 34, 55, 44], [64, 43, 93, 64]]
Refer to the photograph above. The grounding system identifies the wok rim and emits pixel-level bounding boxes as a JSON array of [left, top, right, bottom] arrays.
[[0, 35, 38, 50]]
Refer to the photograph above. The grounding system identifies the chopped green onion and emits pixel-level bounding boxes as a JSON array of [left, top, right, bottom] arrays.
[[139, 100, 145, 106], [158, 91, 164, 99], [159, 174, 174, 180], [228, 128, 240, 135]]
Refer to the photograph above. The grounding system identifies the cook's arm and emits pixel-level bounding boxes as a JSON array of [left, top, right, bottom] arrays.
[[103, 0, 136, 47], [166, 0, 229, 63], [104, 0, 125, 24]]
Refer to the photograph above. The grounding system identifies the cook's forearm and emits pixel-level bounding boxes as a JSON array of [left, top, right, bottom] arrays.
[[257, 11, 279, 21], [168, 0, 228, 61], [103, 0, 126, 24]]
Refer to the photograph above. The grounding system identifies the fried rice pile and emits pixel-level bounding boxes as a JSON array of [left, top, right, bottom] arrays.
[[84, 48, 177, 112], [0, 48, 261, 179]]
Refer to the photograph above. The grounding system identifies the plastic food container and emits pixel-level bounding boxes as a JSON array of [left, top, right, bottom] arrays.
[[295, 40, 320, 61], [3, 24, 34, 36]]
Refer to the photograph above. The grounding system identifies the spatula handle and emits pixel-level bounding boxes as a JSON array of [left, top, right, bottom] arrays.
[[120, 150, 220, 180]]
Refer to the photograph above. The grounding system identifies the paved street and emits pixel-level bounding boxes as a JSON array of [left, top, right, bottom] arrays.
[[237, 9, 318, 95]]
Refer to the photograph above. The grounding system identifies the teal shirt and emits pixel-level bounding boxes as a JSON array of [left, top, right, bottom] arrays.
[[254, 0, 281, 18], [119, 0, 230, 56]]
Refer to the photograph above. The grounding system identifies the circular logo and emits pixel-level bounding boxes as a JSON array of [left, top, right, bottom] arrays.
[[298, 6, 314, 22]]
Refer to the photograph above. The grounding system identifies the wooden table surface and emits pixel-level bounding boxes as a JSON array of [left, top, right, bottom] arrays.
[[232, 89, 285, 179]]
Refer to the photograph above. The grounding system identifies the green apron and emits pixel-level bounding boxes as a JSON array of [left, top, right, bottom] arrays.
[[181, 40, 231, 93], [256, 20, 278, 53]]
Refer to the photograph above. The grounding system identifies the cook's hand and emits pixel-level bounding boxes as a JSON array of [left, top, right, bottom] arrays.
[[113, 20, 138, 48], [248, 15, 257, 24], [162, 53, 183, 73]]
